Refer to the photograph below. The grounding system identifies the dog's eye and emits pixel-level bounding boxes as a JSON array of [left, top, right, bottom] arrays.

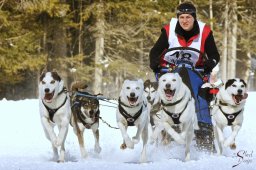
[[232, 84, 237, 87], [42, 81, 46, 84], [163, 79, 166, 82], [126, 87, 130, 89], [50, 80, 55, 84], [241, 85, 245, 88], [136, 87, 140, 90], [172, 79, 176, 82]]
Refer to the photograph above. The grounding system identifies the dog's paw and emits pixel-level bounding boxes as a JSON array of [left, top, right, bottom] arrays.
[[94, 145, 102, 153], [162, 138, 171, 145], [230, 143, 236, 150], [125, 139, 134, 149], [184, 153, 191, 162], [120, 143, 127, 150], [57, 159, 65, 163], [81, 150, 88, 158], [132, 137, 140, 144]]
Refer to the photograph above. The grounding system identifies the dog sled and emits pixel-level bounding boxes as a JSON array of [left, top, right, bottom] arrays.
[[155, 47, 220, 152]]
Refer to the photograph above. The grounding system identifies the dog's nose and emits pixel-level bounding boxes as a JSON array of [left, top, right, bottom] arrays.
[[130, 92, 135, 97], [89, 110, 94, 115], [44, 88, 50, 93], [237, 89, 243, 95], [147, 96, 151, 101], [165, 83, 171, 89]]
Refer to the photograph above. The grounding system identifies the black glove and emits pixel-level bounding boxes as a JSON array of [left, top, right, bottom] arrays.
[[153, 66, 161, 73], [203, 60, 216, 74], [198, 87, 214, 103]]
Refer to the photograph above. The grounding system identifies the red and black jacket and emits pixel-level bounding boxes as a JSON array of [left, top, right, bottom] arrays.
[[149, 20, 220, 72]]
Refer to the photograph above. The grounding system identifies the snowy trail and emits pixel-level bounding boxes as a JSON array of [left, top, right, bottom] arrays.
[[0, 92, 256, 170]]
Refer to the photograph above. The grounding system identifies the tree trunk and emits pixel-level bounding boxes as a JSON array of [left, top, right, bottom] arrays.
[[221, 1, 228, 81], [78, 0, 83, 55], [93, 1, 104, 94], [228, 0, 237, 79], [209, 0, 213, 30]]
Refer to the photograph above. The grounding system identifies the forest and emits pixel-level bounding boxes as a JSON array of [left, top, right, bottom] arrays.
[[0, 0, 256, 100]]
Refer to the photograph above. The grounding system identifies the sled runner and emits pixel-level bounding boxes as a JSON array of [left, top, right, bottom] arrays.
[[155, 47, 218, 152]]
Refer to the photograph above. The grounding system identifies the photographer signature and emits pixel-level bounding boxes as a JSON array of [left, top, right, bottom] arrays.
[[232, 150, 253, 168]]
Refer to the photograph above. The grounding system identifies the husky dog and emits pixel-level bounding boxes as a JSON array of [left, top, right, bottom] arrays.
[[39, 71, 71, 162], [116, 79, 149, 163], [152, 73, 199, 161], [144, 79, 170, 145], [211, 78, 248, 155], [70, 81, 101, 158]]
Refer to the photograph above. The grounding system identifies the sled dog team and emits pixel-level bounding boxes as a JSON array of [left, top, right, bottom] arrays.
[[39, 70, 248, 163]]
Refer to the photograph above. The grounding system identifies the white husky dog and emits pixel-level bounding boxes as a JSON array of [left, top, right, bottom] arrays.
[[39, 71, 71, 162], [116, 79, 149, 163], [211, 78, 248, 155], [151, 73, 199, 161]]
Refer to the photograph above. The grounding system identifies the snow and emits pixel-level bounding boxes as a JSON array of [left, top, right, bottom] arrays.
[[0, 92, 256, 170]]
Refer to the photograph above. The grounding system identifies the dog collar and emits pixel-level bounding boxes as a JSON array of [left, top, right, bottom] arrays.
[[161, 96, 184, 107]]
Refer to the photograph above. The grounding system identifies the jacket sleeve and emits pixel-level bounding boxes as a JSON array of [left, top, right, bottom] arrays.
[[149, 28, 169, 72], [204, 31, 220, 67]]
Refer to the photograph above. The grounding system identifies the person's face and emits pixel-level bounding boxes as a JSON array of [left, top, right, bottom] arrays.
[[178, 14, 195, 31]]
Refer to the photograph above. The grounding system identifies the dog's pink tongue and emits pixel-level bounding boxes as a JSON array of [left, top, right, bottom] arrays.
[[166, 94, 173, 101]]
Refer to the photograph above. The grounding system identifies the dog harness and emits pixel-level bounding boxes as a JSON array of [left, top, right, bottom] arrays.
[[42, 88, 68, 123], [118, 102, 147, 126], [76, 109, 100, 129], [218, 106, 243, 126], [162, 96, 191, 124]]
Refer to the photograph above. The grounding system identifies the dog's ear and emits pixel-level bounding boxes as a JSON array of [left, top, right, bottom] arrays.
[[51, 71, 61, 82], [152, 81, 158, 89], [71, 81, 88, 91], [39, 67, 47, 81], [240, 79, 247, 88], [225, 79, 236, 89], [144, 79, 150, 86], [39, 72, 46, 82], [41, 67, 47, 74]]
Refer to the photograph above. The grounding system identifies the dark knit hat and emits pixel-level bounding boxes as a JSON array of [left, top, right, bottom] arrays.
[[176, 2, 196, 19]]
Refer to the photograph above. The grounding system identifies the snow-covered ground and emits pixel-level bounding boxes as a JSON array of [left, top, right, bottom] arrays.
[[0, 92, 256, 170]]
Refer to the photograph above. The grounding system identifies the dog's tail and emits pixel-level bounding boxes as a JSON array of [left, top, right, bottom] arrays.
[[71, 81, 88, 91]]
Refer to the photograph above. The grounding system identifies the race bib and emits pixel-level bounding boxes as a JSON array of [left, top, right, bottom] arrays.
[[164, 50, 199, 66]]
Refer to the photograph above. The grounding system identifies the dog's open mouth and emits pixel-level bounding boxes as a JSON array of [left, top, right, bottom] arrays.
[[44, 90, 55, 103], [127, 96, 138, 105], [232, 93, 248, 105], [164, 89, 175, 101]]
